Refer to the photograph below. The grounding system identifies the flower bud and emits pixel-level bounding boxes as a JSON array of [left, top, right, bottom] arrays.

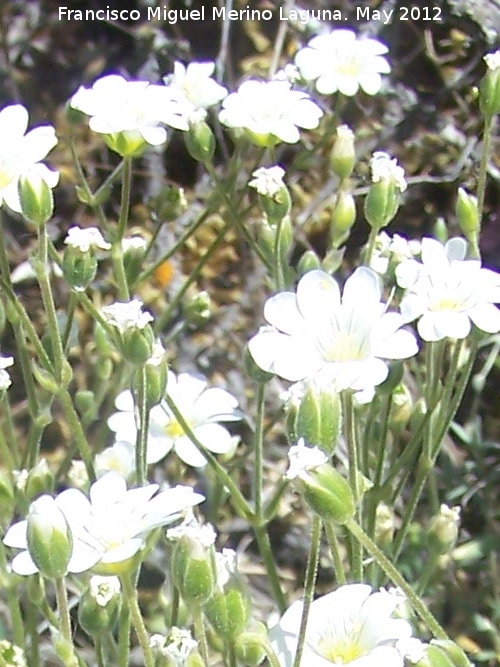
[[256, 219, 276, 266], [18, 173, 54, 226], [25, 459, 54, 502], [480, 50, 500, 120], [154, 185, 188, 222], [415, 643, 456, 667], [183, 289, 212, 327], [234, 622, 268, 666], [249, 166, 291, 222], [433, 217, 448, 244], [122, 236, 147, 286], [104, 130, 147, 158], [374, 502, 395, 548], [364, 152, 406, 231], [62, 247, 98, 291], [330, 192, 356, 248], [297, 250, 321, 276], [331, 125, 355, 180], [140, 342, 168, 408], [27, 496, 72, 579], [389, 384, 413, 429], [185, 120, 215, 165], [287, 441, 355, 524], [294, 383, 342, 455], [0, 640, 27, 667], [456, 188, 480, 245], [427, 504, 461, 555], [205, 549, 250, 641], [78, 576, 121, 637], [122, 324, 155, 365], [171, 529, 216, 605], [75, 389, 98, 424], [430, 640, 473, 667]]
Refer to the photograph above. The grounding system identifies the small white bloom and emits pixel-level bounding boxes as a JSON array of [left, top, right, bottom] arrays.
[[295, 29, 390, 96], [0, 354, 13, 391], [121, 236, 148, 252], [370, 233, 419, 275], [166, 510, 217, 547], [286, 439, 327, 480], [151, 627, 199, 665], [249, 268, 418, 393], [396, 237, 500, 341], [66, 460, 88, 489], [108, 371, 241, 468], [164, 61, 227, 111], [270, 583, 414, 667], [94, 441, 135, 480], [0, 104, 58, 213], [70, 74, 185, 144], [370, 152, 407, 192], [64, 226, 111, 252], [273, 64, 301, 84], [89, 575, 121, 606], [249, 166, 286, 197], [484, 49, 500, 70], [101, 299, 153, 332], [219, 80, 323, 144], [0, 640, 27, 667], [12, 469, 29, 492], [395, 638, 427, 664], [215, 548, 238, 588]]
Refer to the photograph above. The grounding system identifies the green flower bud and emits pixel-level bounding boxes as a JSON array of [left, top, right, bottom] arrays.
[[374, 502, 395, 548], [171, 530, 216, 605], [479, 51, 500, 120], [25, 459, 54, 502], [0, 471, 14, 530], [430, 641, 473, 667], [78, 576, 121, 637], [27, 574, 45, 606], [415, 644, 456, 667], [185, 120, 215, 165], [297, 250, 321, 277], [244, 130, 281, 148], [433, 217, 448, 244], [330, 192, 356, 248], [249, 166, 291, 222], [75, 389, 98, 424], [122, 236, 147, 286], [27, 496, 72, 579], [256, 219, 276, 266], [62, 247, 98, 291], [183, 289, 212, 327], [104, 131, 147, 158], [364, 152, 406, 231], [287, 441, 355, 524], [331, 125, 355, 180], [154, 185, 188, 222], [0, 639, 27, 667], [122, 324, 154, 365], [389, 383, 413, 429], [427, 504, 461, 555], [205, 549, 250, 640], [294, 383, 342, 456], [18, 173, 54, 226], [234, 622, 268, 666], [456, 188, 480, 244]]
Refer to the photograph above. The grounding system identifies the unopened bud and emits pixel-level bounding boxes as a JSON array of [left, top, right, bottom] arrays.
[[331, 125, 355, 180], [183, 289, 212, 327], [294, 383, 342, 455], [234, 621, 268, 666], [456, 188, 480, 245], [297, 250, 321, 276], [78, 576, 121, 637], [185, 120, 215, 165], [330, 192, 356, 247], [480, 50, 500, 120], [249, 166, 291, 222], [27, 496, 72, 579], [25, 459, 54, 502], [171, 529, 216, 605], [364, 152, 406, 231], [205, 549, 250, 640], [427, 504, 461, 555], [19, 173, 54, 226], [374, 502, 395, 548]]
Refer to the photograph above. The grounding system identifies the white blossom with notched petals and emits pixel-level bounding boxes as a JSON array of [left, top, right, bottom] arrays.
[[249, 268, 418, 393], [64, 226, 111, 252], [219, 80, 322, 144], [370, 152, 407, 192], [108, 371, 241, 468], [286, 439, 328, 481], [249, 166, 286, 197], [101, 299, 153, 332], [164, 61, 227, 115], [270, 584, 413, 667], [396, 237, 500, 341], [295, 29, 390, 96], [0, 104, 58, 213]]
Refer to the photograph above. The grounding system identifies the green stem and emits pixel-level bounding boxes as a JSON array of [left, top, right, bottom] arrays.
[[253, 384, 266, 518], [193, 606, 209, 665], [134, 367, 149, 486], [58, 389, 95, 480], [120, 574, 154, 667], [342, 392, 363, 580], [54, 577, 78, 666], [363, 226, 379, 268], [262, 642, 282, 667], [253, 523, 286, 614], [292, 515, 321, 667], [112, 156, 133, 300], [346, 519, 448, 640], [0, 543, 25, 650], [476, 116, 493, 244], [324, 522, 346, 585], [273, 216, 285, 290], [416, 552, 441, 596], [117, 604, 131, 667]]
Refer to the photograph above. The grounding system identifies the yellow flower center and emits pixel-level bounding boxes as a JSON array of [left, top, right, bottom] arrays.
[[430, 297, 461, 312], [165, 419, 185, 438], [319, 639, 365, 664], [0, 161, 15, 190], [323, 332, 368, 362]]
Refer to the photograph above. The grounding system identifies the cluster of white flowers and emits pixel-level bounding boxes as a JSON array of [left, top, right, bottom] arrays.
[[295, 29, 390, 96], [108, 370, 241, 468], [370, 151, 407, 192], [0, 104, 58, 213], [249, 165, 286, 197]]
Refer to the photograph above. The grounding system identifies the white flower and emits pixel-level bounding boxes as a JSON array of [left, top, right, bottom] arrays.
[[66, 460, 88, 489], [370, 233, 420, 275], [70, 74, 185, 144], [94, 441, 135, 480], [215, 548, 238, 588], [484, 49, 500, 71], [64, 226, 111, 252], [0, 640, 27, 667], [150, 628, 199, 665], [219, 80, 323, 144], [108, 371, 241, 467], [122, 236, 148, 252], [370, 152, 407, 192], [249, 268, 418, 393], [295, 29, 390, 96], [396, 237, 500, 342], [249, 166, 286, 197], [0, 104, 58, 213], [166, 510, 217, 547], [101, 299, 153, 332], [286, 439, 328, 480], [164, 61, 227, 112], [89, 575, 120, 606], [0, 355, 13, 391], [270, 583, 413, 667]]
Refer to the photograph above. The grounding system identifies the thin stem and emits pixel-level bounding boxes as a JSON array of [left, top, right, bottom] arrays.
[[292, 515, 322, 667], [134, 367, 149, 486], [346, 519, 448, 640], [117, 604, 131, 667], [193, 606, 209, 665], [324, 523, 347, 585], [476, 116, 493, 248], [54, 577, 79, 666], [262, 643, 283, 667], [253, 384, 266, 518], [342, 391, 363, 580], [58, 389, 95, 480], [120, 574, 154, 667], [253, 523, 286, 614], [0, 543, 25, 650], [112, 156, 133, 299], [363, 226, 379, 268]]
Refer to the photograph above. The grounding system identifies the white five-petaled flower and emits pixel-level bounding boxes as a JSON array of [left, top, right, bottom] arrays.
[[484, 49, 500, 71], [249, 166, 286, 197], [3, 472, 204, 575], [101, 299, 153, 332], [0, 354, 13, 391], [270, 583, 413, 667], [219, 80, 323, 144], [0, 104, 59, 213], [396, 237, 500, 342], [89, 575, 121, 606], [295, 29, 390, 96], [108, 371, 241, 468], [370, 152, 407, 192], [164, 61, 227, 121], [64, 226, 111, 252], [70, 74, 186, 144], [286, 439, 328, 481], [249, 268, 418, 393], [94, 440, 135, 480], [150, 628, 199, 665]]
